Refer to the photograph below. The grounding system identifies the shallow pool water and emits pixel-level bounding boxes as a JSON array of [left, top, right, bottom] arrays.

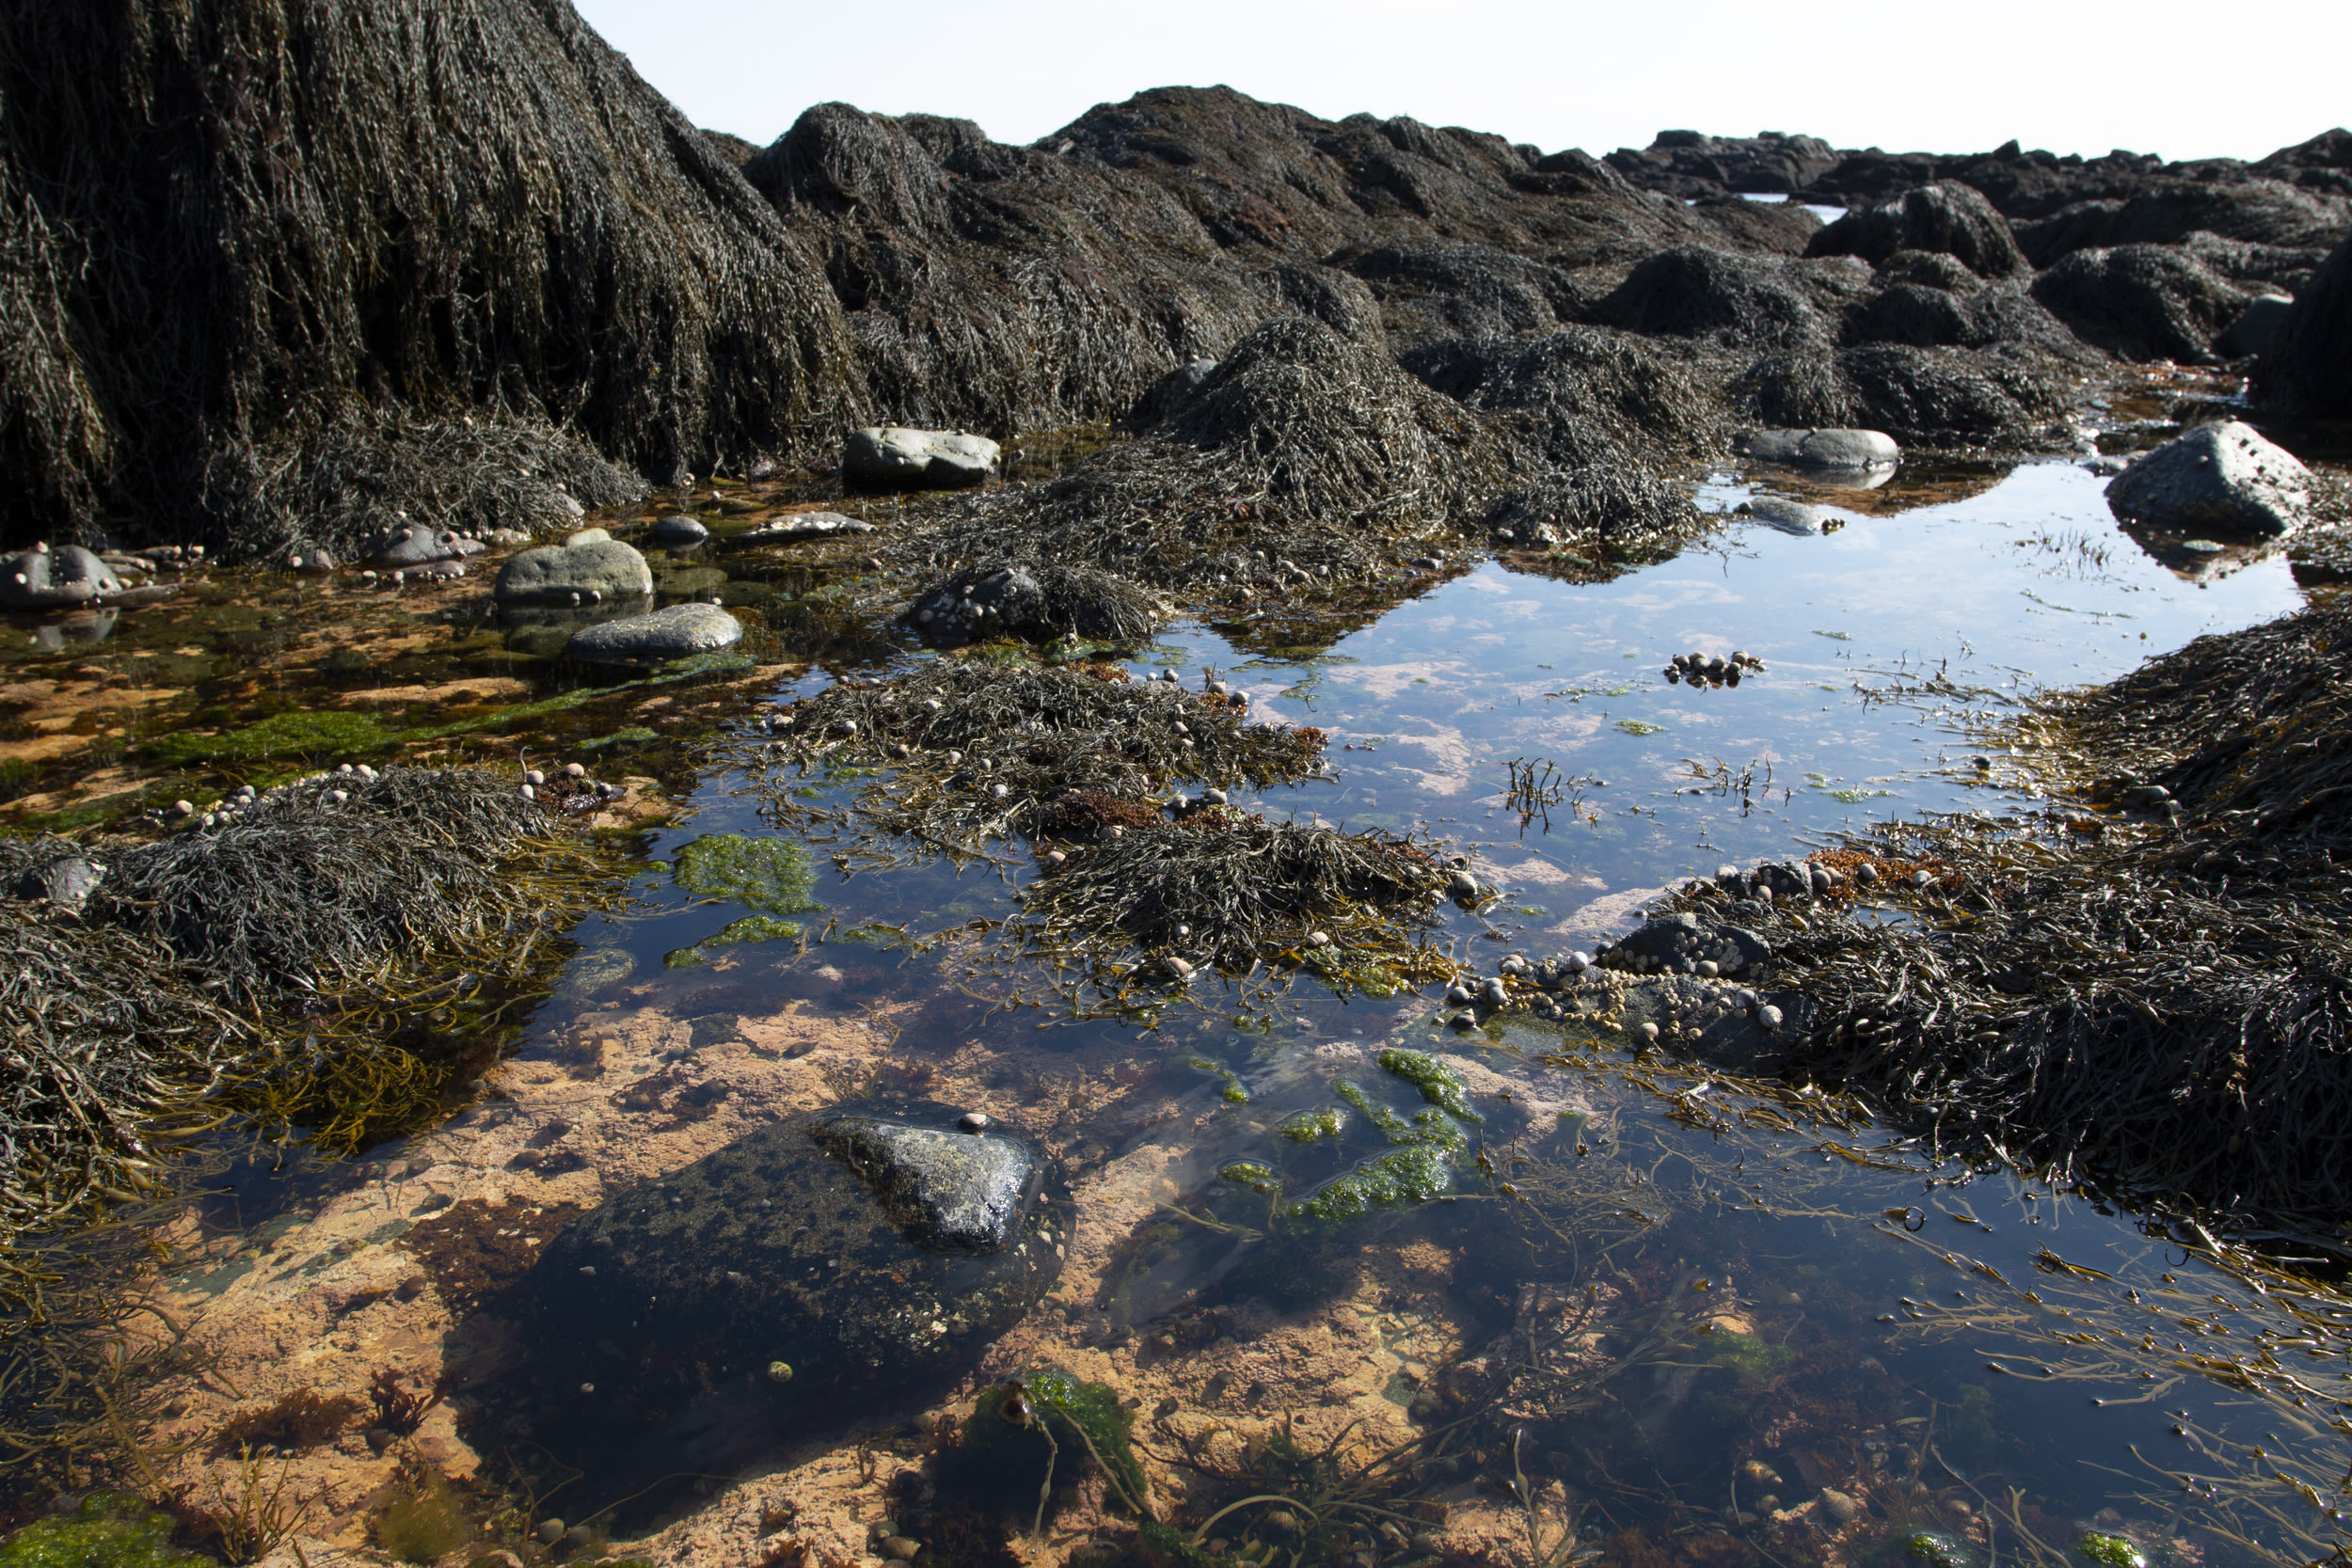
[[11, 443, 2350, 1568]]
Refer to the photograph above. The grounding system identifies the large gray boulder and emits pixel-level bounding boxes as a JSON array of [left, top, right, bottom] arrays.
[[1739, 426, 1901, 469], [494, 530, 653, 603], [843, 426, 1000, 490], [563, 602, 740, 666], [2106, 420, 2312, 538], [516, 1103, 1070, 1428], [1, 545, 126, 609]]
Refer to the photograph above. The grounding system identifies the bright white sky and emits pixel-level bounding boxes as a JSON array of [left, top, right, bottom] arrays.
[[575, 0, 2347, 166]]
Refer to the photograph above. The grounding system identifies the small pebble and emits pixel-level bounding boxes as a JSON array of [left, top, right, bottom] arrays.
[[958, 1112, 993, 1132], [520, 784, 536, 800], [564, 762, 585, 777]]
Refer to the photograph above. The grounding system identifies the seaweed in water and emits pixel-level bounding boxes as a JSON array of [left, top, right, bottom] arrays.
[[209, 1388, 363, 1457], [671, 833, 822, 915], [0, 1492, 206, 1567]]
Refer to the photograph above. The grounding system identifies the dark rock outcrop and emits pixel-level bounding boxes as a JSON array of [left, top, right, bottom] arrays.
[[2029, 245, 2249, 363], [2254, 234, 2352, 417], [1738, 344, 2074, 450], [2014, 179, 2352, 266], [1605, 131, 1841, 198], [1588, 247, 1871, 354], [1805, 182, 2027, 277]]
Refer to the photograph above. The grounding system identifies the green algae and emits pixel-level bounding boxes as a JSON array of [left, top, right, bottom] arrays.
[[1279, 1106, 1347, 1143], [147, 708, 395, 767], [1024, 1371, 1148, 1514], [1292, 1143, 1454, 1222], [705, 915, 803, 947], [0, 1493, 203, 1567], [1377, 1047, 1480, 1121], [2074, 1535, 2146, 1568], [1907, 1533, 1976, 1568], [1221, 1160, 1278, 1192], [671, 833, 820, 915], [1188, 1055, 1249, 1103], [662, 947, 706, 969]]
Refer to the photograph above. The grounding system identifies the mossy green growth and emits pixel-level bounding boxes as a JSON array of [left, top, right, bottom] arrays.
[[1279, 1106, 1347, 1143], [662, 947, 706, 969], [705, 915, 803, 947], [148, 708, 395, 767], [1187, 1056, 1248, 1104], [1707, 1327, 1795, 1387], [2074, 1535, 2145, 1568], [1220, 1161, 1278, 1192], [1377, 1049, 1480, 1121], [0, 1493, 204, 1567], [1293, 1143, 1454, 1222], [1024, 1371, 1148, 1514], [375, 1469, 470, 1561], [1907, 1533, 1976, 1568], [672, 833, 820, 915]]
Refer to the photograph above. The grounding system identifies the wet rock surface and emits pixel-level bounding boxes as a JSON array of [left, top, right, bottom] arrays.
[[1736, 496, 1826, 534], [2, 545, 126, 609], [494, 531, 654, 603], [514, 1101, 1070, 1426], [368, 523, 484, 567], [563, 601, 742, 666], [1739, 427, 1900, 468], [1598, 911, 1772, 977], [2106, 420, 2312, 538], [843, 427, 1000, 490]]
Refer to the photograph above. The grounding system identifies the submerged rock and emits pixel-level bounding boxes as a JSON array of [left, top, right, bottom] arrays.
[[1736, 497, 1826, 534], [494, 533, 654, 602], [1740, 427, 1900, 469], [646, 514, 709, 547], [844, 426, 1000, 490], [516, 1102, 1070, 1426], [2106, 420, 2312, 538], [1, 545, 126, 609], [563, 602, 741, 666]]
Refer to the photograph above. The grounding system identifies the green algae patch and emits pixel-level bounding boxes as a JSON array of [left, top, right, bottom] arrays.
[[672, 833, 820, 915], [2074, 1536, 2145, 1568], [1906, 1534, 1977, 1568], [966, 1370, 1149, 1516], [0, 1493, 205, 1566], [1378, 1048, 1480, 1121], [148, 708, 395, 767], [1025, 1371, 1148, 1514], [1188, 1055, 1249, 1103], [1221, 1160, 1278, 1191], [705, 915, 803, 947], [662, 947, 706, 970], [1294, 1144, 1454, 1222], [1279, 1106, 1348, 1143]]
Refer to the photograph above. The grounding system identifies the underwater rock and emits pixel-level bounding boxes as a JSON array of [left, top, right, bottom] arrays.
[[807, 1115, 1040, 1249], [515, 1101, 1070, 1427], [563, 602, 742, 666], [2106, 420, 2312, 538], [647, 514, 709, 547], [1736, 497, 1826, 534], [844, 426, 1000, 490], [1739, 426, 1901, 469], [494, 534, 655, 602], [1, 544, 126, 608]]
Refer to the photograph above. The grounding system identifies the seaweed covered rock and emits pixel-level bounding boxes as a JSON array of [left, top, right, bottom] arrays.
[[900, 317, 1512, 597], [1331, 238, 1591, 343], [0, 0, 860, 555], [1843, 279, 2090, 357], [904, 560, 1166, 644], [1737, 345, 2072, 449], [1483, 460, 1705, 557], [2029, 245, 2249, 362], [1604, 130, 1842, 199], [2105, 421, 2312, 538], [1597, 911, 1772, 977], [1588, 246, 1868, 353], [1805, 181, 2027, 277], [493, 532, 654, 603], [844, 427, 1001, 490], [1405, 325, 1724, 465], [564, 602, 743, 666], [2253, 233, 2352, 417], [2013, 178, 2352, 265], [516, 1102, 1071, 1427], [0, 544, 125, 609]]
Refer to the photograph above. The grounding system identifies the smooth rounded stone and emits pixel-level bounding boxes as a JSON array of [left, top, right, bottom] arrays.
[[290, 546, 337, 576], [13, 853, 103, 911], [368, 522, 482, 566], [515, 1102, 1070, 1426], [2217, 293, 2295, 358], [564, 602, 741, 667], [566, 527, 612, 546], [1740, 427, 1901, 469], [2, 545, 126, 609], [843, 426, 1000, 491], [743, 511, 879, 544], [646, 514, 709, 547], [1606, 911, 1772, 977], [1735, 496, 1826, 535], [2105, 420, 2312, 538], [496, 536, 654, 602]]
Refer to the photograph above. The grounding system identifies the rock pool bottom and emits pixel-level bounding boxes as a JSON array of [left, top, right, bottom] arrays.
[[132, 968, 2352, 1568]]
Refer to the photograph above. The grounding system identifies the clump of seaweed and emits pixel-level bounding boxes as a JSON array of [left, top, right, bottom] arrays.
[[1015, 815, 1453, 979], [209, 1388, 363, 1456], [739, 661, 1328, 862], [904, 559, 1169, 645], [893, 318, 1516, 605], [0, 1492, 206, 1567]]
